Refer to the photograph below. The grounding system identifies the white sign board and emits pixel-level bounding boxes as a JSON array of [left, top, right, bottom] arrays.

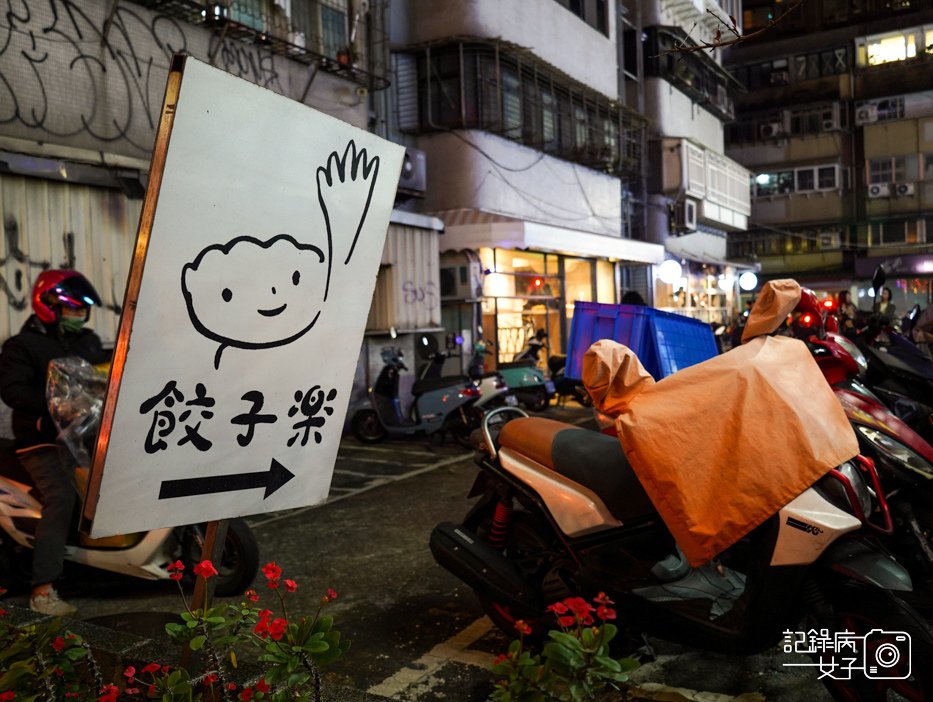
[[85, 56, 404, 537]]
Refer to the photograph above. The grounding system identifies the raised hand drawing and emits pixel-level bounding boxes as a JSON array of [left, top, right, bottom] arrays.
[[180, 138, 381, 370]]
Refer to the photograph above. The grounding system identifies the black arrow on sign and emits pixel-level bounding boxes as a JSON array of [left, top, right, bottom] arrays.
[[158, 459, 295, 500]]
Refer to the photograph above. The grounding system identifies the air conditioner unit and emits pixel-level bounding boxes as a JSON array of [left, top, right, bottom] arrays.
[[439, 262, 482, 301], [867, 183, 891, 198], [855, 105, 878, 126], [895, 182, 915, 197], [822, 105, 841, 132], [397, 147, 427, 195], [759, 122, 784, 139], [673, 199, 698, 232], [819, 232, 840, 248]]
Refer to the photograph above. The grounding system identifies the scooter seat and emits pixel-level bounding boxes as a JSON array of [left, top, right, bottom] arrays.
[[499, 417, 657, 522], [497, 360, 537, 370], [411, 375, 470, 396]]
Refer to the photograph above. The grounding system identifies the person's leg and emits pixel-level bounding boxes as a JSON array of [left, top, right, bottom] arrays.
[[18, 445, 78, 615]]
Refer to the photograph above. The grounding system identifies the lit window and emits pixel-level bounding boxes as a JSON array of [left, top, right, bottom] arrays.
[[868, 35, 908, 65]]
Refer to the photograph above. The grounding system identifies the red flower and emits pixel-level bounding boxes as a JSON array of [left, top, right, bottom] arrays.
[[558, 615, 576, 628], [514, 620, 532, 635], [254, 619, 269, 639], [596, 606, 616, 620], [193, 560, 218, 579], [124, 666, 136, 678], [594, 592, 614, 605], [547, 602, 568, 615], [99, 684, 119, 702], [268, 617, 288, 641], [240, 689, 253, 701], [0, 609, 6, 617], [0, 693, 15, 702], [142, 663, 161, 674], [126, 688, 139, 695], [54, 668, 63, 676], [262, 562, 282, 581], [206, 673, 218, 682], [161, 666, 170, 675], [255, 679, 270, 693], [53, 636, 65, 650], [284, 580, 297, 593], [0, 587, 6, 595], [493, 653, 508, 665], [258, 609, 272, 619], [565, 597, 593, 617], [328, 589, 338, 599], [245, 589, 260, 602], [167, 560, 185, 581], [148, 685, 156, 696]]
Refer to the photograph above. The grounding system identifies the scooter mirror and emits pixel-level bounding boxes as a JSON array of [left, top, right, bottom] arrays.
[[910, 303, 921, 321]]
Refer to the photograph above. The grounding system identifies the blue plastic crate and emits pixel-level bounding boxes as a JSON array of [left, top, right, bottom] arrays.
[[645, 309, 719, 377], [564, 302, 652, 380]]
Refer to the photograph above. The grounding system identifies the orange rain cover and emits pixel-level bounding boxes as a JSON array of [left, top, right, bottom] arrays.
[[582, 281, 858, 566]]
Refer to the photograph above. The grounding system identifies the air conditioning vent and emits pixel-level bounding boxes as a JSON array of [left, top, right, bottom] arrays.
[[397, 147, 427, 195], [855, 105, 878, 126], [759, 122, 784, 139], [673, 199, 698, 232], [819, 232, 840, 248], [895, 182, 915, 197], [867, 183, 890, 198], [822, 105, 841, 132], [440, 262, 482, 301]]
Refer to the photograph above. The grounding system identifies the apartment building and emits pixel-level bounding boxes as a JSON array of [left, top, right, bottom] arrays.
[[623, 0, 754, 326], [725, 0, 933, 314], [383, 0, 665, 367]]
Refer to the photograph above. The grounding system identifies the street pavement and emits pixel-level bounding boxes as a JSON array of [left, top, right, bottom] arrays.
[[2, 403, 834, 701]]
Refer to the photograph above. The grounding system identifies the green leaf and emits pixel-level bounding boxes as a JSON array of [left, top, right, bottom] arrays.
[[264, 665, 289, 686], [165, 623, 188, 636], [548, 631, 585, 651], [63, 648, 87, 660], [542, 642, 584, 668], [287, 672, 311, 688], [311, 616, 333, 635], [286, 656, 300, 673], [600, 623, 617, 642], [594, 656, 621, 672], [617, 657, 640, 672], [189, 635, 206, 651], [303, 640, 330, 654]]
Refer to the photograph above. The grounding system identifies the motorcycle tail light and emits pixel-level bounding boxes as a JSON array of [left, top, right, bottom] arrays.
[[494, 374, 507, 390], [828, 456, 893, 535], [461, 385, 482, 398]]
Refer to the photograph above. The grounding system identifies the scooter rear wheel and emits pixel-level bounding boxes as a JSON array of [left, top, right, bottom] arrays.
[[351, 409, 387, 444], [523, 388, 550, 413]]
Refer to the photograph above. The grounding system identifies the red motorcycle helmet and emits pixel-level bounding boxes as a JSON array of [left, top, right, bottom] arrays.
[[791, 287, 825, 340], [32, 270, 102, 324]]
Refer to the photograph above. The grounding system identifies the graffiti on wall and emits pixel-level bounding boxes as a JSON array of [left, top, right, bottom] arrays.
[[0, 0, 282, 153]]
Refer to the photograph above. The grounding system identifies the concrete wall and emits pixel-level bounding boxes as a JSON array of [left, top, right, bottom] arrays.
[[389, 0, 619, 98], [0, 0, 368, 162], [641, 78, 725, 153], [419, 131, 623, 237]]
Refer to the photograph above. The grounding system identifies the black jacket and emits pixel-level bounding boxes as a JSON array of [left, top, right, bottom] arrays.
[[0, 316, 110, 447]]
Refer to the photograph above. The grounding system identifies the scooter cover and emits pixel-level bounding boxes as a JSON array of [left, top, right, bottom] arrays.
[[582, 280, 858, 567]]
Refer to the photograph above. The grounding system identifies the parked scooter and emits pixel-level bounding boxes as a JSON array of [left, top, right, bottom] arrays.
[[432, 406, 931, 699], [0, 358, 259, 596], [792, 290, 933, 612], [496, 331, 555, 412], [466, 340, 518, 414], [351, 347, 482, 445], [508, 329, 589, 407]]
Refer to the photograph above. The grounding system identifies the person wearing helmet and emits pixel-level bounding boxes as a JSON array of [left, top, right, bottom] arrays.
[[0, 270, 110, 616]]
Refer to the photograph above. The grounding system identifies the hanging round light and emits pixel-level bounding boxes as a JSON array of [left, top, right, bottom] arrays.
[[739, 271, 758, 291], [718, 275, 734, 292], [658, 260, 683, 285]]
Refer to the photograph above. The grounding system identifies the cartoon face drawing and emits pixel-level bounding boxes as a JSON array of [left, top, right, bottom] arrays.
[[182, 235, 325, 368]]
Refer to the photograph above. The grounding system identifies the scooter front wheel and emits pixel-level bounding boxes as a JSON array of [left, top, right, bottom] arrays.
[[351, 409, 387, 444], [523, 388, 550, 413]]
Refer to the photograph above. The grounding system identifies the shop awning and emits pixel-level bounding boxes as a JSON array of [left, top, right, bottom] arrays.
[[436, 217, 665, 264], [664, 231, 756, 269]]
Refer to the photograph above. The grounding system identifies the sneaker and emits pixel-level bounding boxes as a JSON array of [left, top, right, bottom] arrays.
[[29, 586, 78, 617]]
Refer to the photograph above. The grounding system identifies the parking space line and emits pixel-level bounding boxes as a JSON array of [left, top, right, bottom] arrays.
[[367, 617, 493, 698], [250, 453, 471, 528]]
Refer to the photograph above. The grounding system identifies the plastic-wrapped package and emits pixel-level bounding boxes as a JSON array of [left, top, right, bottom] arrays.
[[46, 357, 109, 467]]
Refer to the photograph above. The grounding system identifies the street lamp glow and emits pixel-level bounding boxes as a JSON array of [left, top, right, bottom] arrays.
[[718, 275, 734, 292], [658, 260, 683, 284], [739, 271, 758, 291]]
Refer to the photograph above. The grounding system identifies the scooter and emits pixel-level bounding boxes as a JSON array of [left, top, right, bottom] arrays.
[[0, 358, 260, 596], [351, 347, 482, 445], [431, 407, 931, 700], [466, 341, 518, 414], [496, 333, 554, 412]]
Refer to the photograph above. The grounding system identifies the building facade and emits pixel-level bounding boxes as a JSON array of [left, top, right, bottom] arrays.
[[623, 0, 754, 327], [724, 0, 933, 314], [384, 0, 666, 368]]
